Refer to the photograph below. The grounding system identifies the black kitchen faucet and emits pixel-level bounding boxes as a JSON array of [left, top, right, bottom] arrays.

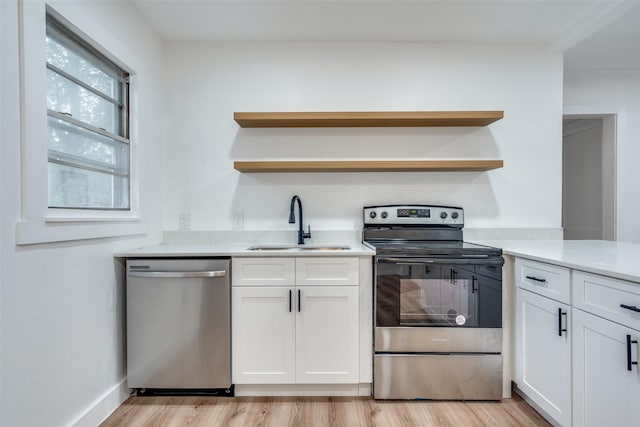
[[289, 195, 311, 244]]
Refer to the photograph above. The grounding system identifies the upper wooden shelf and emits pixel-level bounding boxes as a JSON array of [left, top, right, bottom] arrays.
[[234, 111, 504, 128], [234, 160, 503, 173]]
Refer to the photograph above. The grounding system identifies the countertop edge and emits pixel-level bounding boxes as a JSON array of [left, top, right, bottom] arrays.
[[501, 250, 639, 284], [470, 239, 640, 284], [115, 243, 375, 258]]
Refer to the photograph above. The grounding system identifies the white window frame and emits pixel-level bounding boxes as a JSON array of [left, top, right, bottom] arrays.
[[46, 14, 131, 212], [16, 1, 144, 244]]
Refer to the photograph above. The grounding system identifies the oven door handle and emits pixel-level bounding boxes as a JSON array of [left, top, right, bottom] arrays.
[[377, 257, 503, 266], [378, 258, 434, 265]]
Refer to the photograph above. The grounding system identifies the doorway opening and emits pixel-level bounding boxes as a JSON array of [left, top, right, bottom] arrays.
[[562, 114, 616, 240]]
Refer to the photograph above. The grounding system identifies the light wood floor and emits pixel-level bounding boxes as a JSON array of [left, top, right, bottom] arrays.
[[101, 394, 551, 426]]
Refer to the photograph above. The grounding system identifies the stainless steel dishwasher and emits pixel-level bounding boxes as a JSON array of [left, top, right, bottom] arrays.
[[126, 258, 232, 395]]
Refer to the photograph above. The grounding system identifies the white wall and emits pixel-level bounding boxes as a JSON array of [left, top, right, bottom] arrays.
[[163, 42, 563, 233], [0, 1, 165, 426], [564, 71, 640, 243]]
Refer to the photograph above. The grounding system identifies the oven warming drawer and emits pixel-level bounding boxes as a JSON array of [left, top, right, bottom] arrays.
[[375, 327, 502, 353], [374, 354, 502, 400]]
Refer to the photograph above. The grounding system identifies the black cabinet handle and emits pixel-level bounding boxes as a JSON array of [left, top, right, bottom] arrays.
[[298, 289, 301, 312], [472, 276, 478, 294], [526, 275, 547, 283], [288, 289, 292, 312], [621, 304, 640, 313], [627, 334, 638, 371], [558, 308, 567, 336]]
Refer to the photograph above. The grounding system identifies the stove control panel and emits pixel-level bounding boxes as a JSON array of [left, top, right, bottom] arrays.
[[364, 205, 464, 226]]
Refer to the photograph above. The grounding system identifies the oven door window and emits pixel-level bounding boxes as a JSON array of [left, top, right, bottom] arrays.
[[376, 261, 478, 327]]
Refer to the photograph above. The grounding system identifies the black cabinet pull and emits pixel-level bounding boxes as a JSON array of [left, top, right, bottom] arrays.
[[558, 308, 567, 336], [627, 334, 638, 371], [621, 304, 640, 313], [526, 275, 547, 283], [298, 289, 301, 312], [472, 276, 478, 294], [288, 289, 292, 312]]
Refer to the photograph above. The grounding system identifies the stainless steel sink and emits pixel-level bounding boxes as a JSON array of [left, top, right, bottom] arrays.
[[247, 244, 351, 251], [299, 245, 351, 251]]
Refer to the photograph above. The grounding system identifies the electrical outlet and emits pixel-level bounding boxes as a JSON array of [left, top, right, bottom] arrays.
[[233, 212, 244, 230], [178, 213, 191, 230]]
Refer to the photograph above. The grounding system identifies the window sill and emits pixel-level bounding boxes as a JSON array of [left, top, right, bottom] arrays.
[[16, 217, 146, 245], [45, 208, 139, 222]]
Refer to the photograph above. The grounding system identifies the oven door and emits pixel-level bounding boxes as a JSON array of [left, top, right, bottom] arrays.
[[375, 256, 503, 329]]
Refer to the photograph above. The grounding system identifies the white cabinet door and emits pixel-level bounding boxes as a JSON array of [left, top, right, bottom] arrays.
[[295, 257, 359, 286], [573, 308, 640, 427], [232, 286, 295, 384], [515, 288, 572, 426], [295, 286, 359, 384], [515, 257, 571, 304], [573, 271, 640, 331], [232, 257, 295, 286]]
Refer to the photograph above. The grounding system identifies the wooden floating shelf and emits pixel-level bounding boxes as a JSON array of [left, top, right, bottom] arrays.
[[234, 160, 504, 173], [234, 111, 504, 128]]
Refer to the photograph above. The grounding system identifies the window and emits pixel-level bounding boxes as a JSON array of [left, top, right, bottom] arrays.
[[46, 13, 130, 210]]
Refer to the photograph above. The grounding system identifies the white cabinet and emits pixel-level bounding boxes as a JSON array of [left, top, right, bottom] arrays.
[[232, 286, 296, 383], [514, 258, 572, 426], [232, 257, 295, 286], [572, 271, 640, 427], [232, 257, 360, 385], [573, 271, 640, 330], [572, 309, 640, 427], [515, 287, 572, 427], [295, 286, 359, 383], [516, 257, 571, 303], [514, 257, 640, 427]]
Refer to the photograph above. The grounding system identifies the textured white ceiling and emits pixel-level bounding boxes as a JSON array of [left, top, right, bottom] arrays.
[[131, 0, 640, 69]]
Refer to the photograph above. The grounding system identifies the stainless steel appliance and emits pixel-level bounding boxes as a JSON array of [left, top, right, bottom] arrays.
[[126, 258, 232, 395], [364, 205, 504, 400]]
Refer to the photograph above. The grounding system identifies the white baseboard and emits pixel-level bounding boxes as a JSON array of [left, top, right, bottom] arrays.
[[70, 379, 131, 427], [358, 383, 371, 397], [235, 383, 371, 397]]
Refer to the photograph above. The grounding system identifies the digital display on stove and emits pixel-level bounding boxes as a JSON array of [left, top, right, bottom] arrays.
[[397, 208, 430, 218]]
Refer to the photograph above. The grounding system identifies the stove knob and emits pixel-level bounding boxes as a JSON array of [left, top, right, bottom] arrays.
[[369, 211, 377, 219], [440, 212, 448, 219], [451, 212, 459, 219], [381, 211, 388, 219]]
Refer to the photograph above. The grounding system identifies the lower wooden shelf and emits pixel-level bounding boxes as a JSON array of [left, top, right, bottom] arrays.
[[234, 160, 503, 173]]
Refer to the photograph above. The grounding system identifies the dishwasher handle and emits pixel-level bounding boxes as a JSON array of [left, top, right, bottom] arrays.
[[128, 270, 227, 279]]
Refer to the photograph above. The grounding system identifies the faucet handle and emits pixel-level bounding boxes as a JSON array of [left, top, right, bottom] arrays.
[[303, 225, 311, 240]]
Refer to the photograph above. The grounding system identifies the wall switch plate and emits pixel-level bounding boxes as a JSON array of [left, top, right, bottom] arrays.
[[178, 213, 191, 230]]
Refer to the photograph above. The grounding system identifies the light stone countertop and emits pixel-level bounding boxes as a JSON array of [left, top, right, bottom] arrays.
[[114, 230, 375, 258], [114, 242, 375, 257], [471, 239, 640, 284]]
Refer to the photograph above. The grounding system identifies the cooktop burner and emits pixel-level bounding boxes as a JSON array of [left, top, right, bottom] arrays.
[[366, 240, 502, 257]]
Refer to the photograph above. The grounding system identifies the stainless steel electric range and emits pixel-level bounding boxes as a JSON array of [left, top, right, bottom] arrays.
[[364, 204, 504, 400]]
